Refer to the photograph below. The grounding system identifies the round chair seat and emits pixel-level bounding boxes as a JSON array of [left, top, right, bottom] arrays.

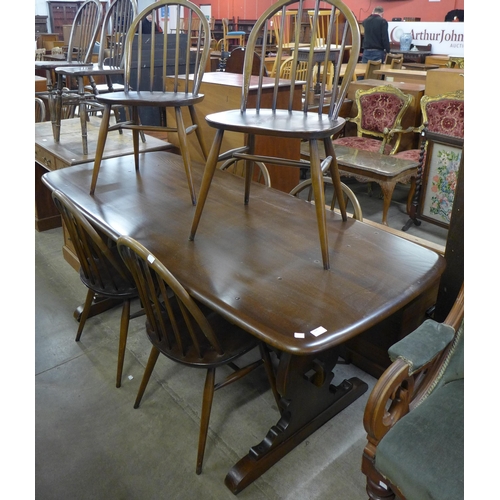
[[95, 91, 205, 107]]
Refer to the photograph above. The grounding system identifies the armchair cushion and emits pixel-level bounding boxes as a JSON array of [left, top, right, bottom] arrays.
[[375, 378, 464, 500], [388, 319, 455, 375]]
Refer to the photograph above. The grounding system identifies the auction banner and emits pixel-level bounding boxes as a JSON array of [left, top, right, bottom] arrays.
[[387, 22, 464, 56]]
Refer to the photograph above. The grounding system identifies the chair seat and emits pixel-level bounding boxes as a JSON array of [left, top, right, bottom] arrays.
[[333, 136, 392, 154], [95, 90, 205, 107], [375, 379, 464, 500], [394, 148, 423, 162], [206, 108, 346, 139], [228, 31, 246, 36], [35, 60, 93, 70], [56, 63, 125, 77]]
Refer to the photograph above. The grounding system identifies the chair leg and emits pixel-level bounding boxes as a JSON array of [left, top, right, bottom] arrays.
[[188, 105, 209, 160], [175, 106, 197, 205], [134, 346, 161, 409], [244, 134, 256, 205], [196, 367, 216, 475], [52, 74, 64, 143], [309, 139, 330, 270], [75, 289, 95, 341], [90, 104, 112, 195], [323, 138, 347, 221], [77, 76, 89, 156], [116, 299, 131, 388], [190, 128, 225, 240], [259, 343, 281, 409], [131, 106, 141, 171]]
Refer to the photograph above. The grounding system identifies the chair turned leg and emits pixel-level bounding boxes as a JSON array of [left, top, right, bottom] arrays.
[[309, 139, 330, 270], [134, 346, 161, 409], [323, 138, 347, 221], [77, 76, 89, 156], [366, 476, 396, 500], [190, 129, 225, 240], [116, 299, 131, 388], [90, 104, 112, 195], [75, 289, 95, 341], [175, 107, 197, 205], [188, 105, 209, 160], [196, 367, 216, 475]]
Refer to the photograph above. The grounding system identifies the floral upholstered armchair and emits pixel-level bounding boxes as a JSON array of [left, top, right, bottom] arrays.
[[333, 84, 414, 155], [394, 89, 464, 162], [361, 284, 464, 500], [394, 89, 464, 214]]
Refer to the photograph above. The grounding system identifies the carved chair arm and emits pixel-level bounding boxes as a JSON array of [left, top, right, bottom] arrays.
[[363, 320, 455, 447]]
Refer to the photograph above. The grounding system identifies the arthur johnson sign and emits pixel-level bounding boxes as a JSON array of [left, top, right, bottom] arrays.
[[388, 22, 464, 56]]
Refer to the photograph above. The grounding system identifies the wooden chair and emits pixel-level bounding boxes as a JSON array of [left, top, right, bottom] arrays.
[[219, 156, 272, 187], [289, 173, 363, 220], [333, 84, 414, 155], [116, 235, 279, 475], [189, 0, 361, 270], [363, 59, 383, 79], [307, 9, 340, 46], [35, 97, 46, 122], [362, 284, 464, 500], [54, 0, 138, 155], [88, 0, 211, 205], [389, 57, 403, 69], [51, 189, 142, 389], [218, 18, 245, 52], [35, 0, 103, 136], [385, 53, 403, 66], [394, 89, 464, 216]]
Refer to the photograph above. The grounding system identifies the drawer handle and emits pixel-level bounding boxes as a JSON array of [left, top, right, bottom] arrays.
[[42, 156, 52, 168]]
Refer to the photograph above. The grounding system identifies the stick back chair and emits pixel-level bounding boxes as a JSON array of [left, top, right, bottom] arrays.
[[189, 0, 361, 270], [89, 0, 211, 204], [117, 235, 279, 475], [54, 0, 138, 155], [51, 190, 141, 388], [35, 0, 102, 130]]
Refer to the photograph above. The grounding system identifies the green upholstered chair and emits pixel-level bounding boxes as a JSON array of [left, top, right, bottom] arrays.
[[362, 284, 464, 500]]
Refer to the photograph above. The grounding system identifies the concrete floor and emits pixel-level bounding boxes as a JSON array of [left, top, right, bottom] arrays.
[[35, 178, 447, 499]]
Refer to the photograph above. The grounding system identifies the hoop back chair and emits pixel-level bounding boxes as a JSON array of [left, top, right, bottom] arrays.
[[51, 190, 141, 389], [54, 0, 138, 155], [35, 0, 103, 136], [333, 84, 414, 155], [189, 0, 361, 270], [89, 0, 211, 204], [362, 284, 464, 500], [117, 235, 279, 475]]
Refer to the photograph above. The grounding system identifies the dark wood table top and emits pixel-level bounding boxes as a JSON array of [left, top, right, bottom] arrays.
[[42, 151, 445, 355]]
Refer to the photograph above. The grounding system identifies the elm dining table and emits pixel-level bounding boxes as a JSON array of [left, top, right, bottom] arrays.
[[42, 150, 445, 494]]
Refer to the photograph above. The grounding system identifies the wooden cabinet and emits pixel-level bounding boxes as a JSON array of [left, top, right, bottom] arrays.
[[47, 1, 83, 39], [35, 118, 173, 269]]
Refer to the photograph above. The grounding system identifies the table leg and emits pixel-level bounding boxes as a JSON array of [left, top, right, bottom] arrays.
[[379, 181, 396, 226], [224, 348, 368, 494]]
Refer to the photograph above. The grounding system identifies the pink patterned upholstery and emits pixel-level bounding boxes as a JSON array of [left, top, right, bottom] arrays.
[[358, 92, 405, 133], [424, 99, 464, 138], [394, 94, 464, 162], [333, 136, 392, 154], [333, 86, 413, 155]]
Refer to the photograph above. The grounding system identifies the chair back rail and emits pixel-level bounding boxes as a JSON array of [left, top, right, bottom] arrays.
[[67, 0, 103, 64], [98, 0, 138, 70], [123, 0, 211, 96], [241, 0, 360, 120]]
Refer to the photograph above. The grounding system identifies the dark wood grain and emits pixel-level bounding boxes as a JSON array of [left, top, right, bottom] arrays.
[[42, 151, 445, 355], [42, 150, 445, 492]]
